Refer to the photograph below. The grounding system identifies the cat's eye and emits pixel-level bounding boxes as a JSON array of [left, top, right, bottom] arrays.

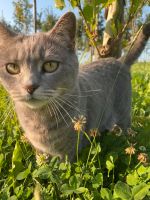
[[42, 61, 59, 73], [5, 63, 20, 75]]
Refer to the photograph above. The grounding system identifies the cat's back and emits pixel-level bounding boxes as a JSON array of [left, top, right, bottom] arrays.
[[79, 57, 131, 90], [78, 57, 131, 131], [79, 57, 129, 76]]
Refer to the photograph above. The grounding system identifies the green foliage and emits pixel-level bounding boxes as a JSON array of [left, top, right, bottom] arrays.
[[54, 0, 105, 50], [36, 9, 58, 32], [53, 0, 148, 58], [0, 63, 150, 199], [55, 0, 66, 10], [12, 0, 33, 33]]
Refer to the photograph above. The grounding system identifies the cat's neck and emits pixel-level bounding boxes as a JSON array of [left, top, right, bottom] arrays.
[[15, 96, 78, 130], [14, 98, 78, 160]]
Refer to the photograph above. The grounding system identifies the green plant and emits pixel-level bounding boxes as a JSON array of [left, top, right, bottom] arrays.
[[0, 62, 150, 199]]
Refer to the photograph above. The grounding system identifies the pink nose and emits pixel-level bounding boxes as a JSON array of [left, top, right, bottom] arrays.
[[24, 84, 39, 94]]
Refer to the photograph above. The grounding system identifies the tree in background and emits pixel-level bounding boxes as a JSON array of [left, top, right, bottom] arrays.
[[100, 0, 125, 58], [76, 17, 87, 50], [13, 0, 33, 33], [11, 0, 149, 59], [55, 0, 149, 60], [11, 0, 91, 51], [12, 0, 58, 33], [36, 9, 58, 32], [0, 13, 21, 33], [33, 0, 37, 33]]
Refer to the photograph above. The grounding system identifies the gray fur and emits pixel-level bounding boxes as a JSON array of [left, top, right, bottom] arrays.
[[0, 12, 149, 161], [120, 23, 150, 66]]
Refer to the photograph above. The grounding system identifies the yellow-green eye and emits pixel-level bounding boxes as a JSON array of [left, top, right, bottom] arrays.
[[42, 61, 59, 73], [6, 63, 20, 75]]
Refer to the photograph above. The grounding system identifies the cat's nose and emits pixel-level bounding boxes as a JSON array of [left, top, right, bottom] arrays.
[[24, 84, 39, 94]]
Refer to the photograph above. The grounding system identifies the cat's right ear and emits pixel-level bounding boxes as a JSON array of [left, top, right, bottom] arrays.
[[0, 22, 17, 45], [0, 23, 17, 67], [48, 12, 76, 51]]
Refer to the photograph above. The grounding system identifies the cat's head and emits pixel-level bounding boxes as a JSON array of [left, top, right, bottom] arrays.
[[0, 12, 78, 109]]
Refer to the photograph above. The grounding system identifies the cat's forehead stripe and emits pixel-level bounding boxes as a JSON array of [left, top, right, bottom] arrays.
[[15, 33, 71, 63], [22, 33, 69, 49]]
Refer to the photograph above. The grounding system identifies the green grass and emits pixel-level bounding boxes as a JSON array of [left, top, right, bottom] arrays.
[[132, 62, 150, 73], [0, 62, 150, 200], [132, 62, 150, 149]]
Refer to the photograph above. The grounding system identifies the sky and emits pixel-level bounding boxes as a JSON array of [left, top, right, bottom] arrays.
[[0, 0, 149, 24], [0, 0, 78, 24]]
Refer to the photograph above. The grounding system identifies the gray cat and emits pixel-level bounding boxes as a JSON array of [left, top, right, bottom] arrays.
[[0, 12, 149, 161]]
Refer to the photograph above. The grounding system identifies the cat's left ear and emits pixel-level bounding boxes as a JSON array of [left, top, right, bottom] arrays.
[[0, 22, 17, 45], [49, 12, 76, 51]]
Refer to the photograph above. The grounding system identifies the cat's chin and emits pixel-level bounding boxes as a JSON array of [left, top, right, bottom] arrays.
[[24, 99, 48, 109]]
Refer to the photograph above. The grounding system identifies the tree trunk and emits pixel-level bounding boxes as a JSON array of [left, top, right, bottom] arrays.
[[99, 0, 125, 58]]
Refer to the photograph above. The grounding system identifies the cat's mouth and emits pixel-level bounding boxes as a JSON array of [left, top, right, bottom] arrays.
[[23, 97, 49, 109]]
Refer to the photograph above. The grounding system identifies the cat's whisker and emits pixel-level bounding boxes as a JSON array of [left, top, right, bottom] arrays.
[[52, 99, 69, 127], [13, 97, 23, 101], [36, 93, 52, 97], [51, 98, 69, 127], [57, 97, 79, 111], [63, 93, 100, 98], [55, 87, 99, 97], [57, 96, 83, 114], [12, 94, 24, 99], [11, 93, 23, 99], [42, 89, 57, 94], [61, 96, 86, 112], [48, 100, 60, 128], [46, 104, 53, 117], [48, 100, 59, 128], [35, 91, 53, 96], [58, 87, 102, 93], [54, 98, 73, 122]]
